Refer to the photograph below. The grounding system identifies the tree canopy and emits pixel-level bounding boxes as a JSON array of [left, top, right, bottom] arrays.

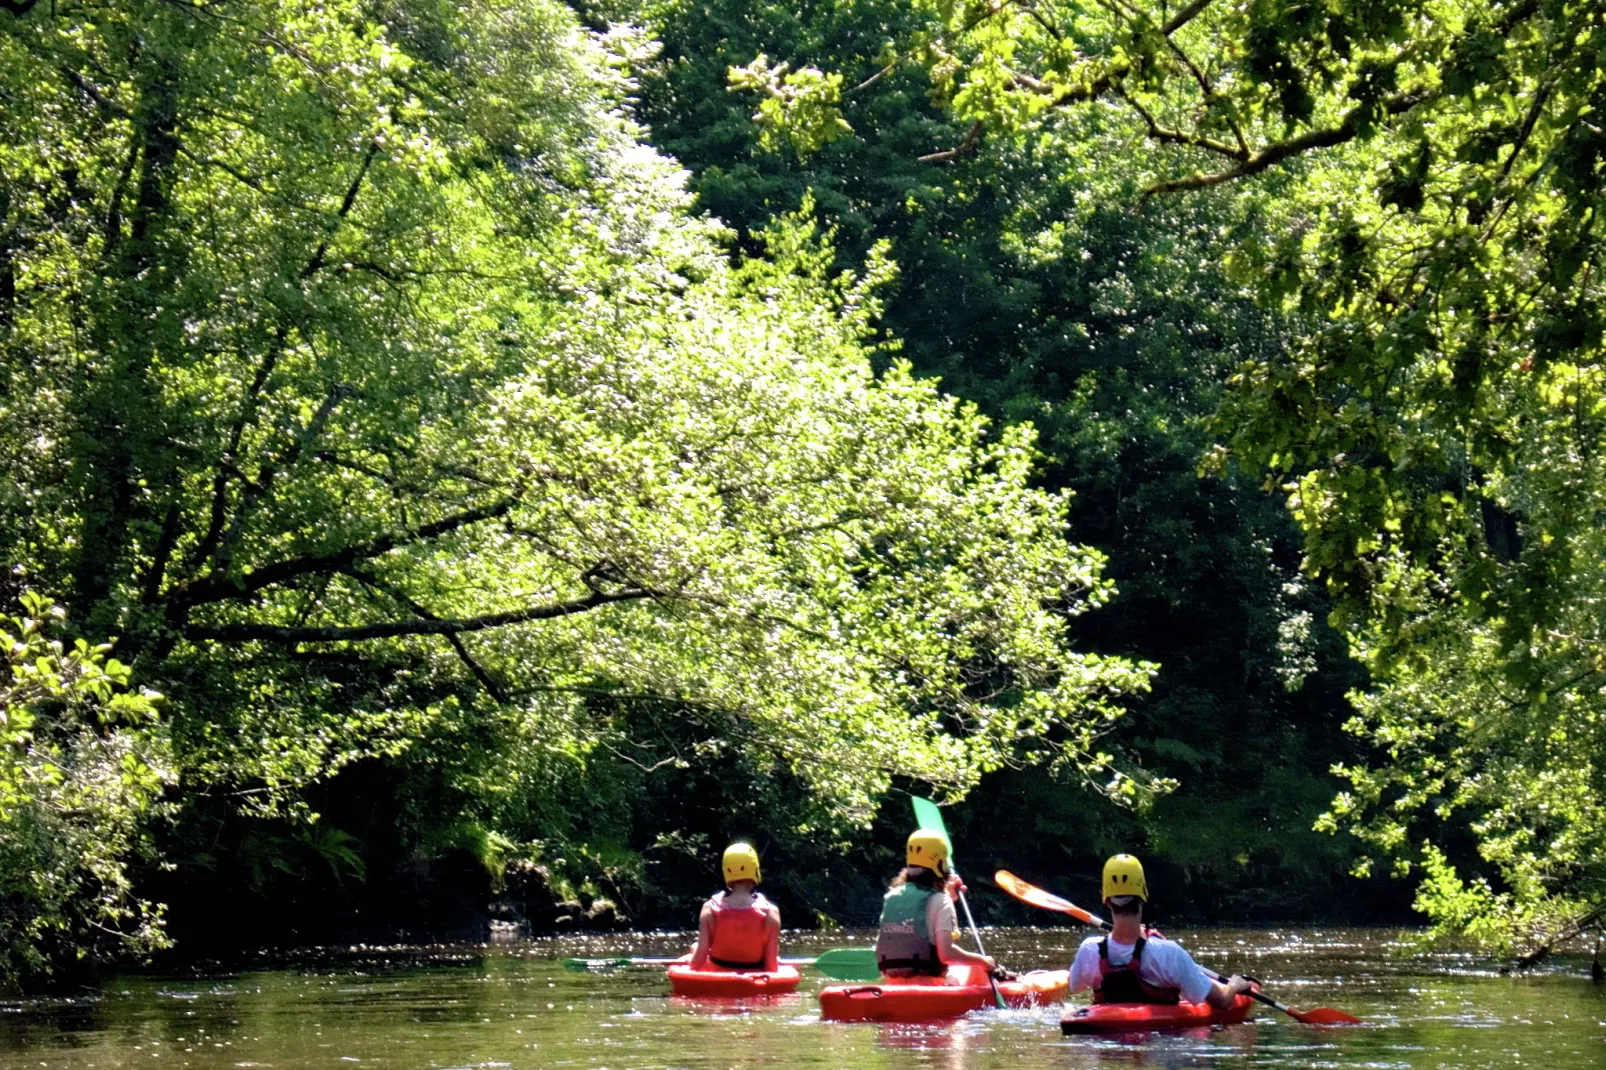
[[0, 0, 1153, 982], [735, 0, 1606, 955], [4, 0, 1597, 981]]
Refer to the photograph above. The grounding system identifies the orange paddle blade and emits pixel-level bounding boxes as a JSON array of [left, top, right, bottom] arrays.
[[994, 870, 1107, 928], [1292, 1006, 1363, 1025]]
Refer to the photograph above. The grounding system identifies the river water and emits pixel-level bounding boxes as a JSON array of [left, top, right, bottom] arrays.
[[1, 929, 1600, 1069]]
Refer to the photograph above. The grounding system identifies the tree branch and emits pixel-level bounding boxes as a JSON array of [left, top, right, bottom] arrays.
[[1121, 87, 1247, 161], [849, 60, 898, 95], [100, 134, 141, 262], [184, 587, 651, 644], [1017, 1, 1064, 40], [214, 383, 354, 573], [1161, 0, 1215, 35], [1143, 86, 1436, 198], [140, 500, 183, 605], [918, 120, 985, 164], [1512, 908, 1604, 970], [913, 0, 1217, 165], [341, 566, 510, 702], [174, 497, 519, 607], [189, 323, 289, 573], [1158, 33, 1250, 157], [301, 140, 380, 280]]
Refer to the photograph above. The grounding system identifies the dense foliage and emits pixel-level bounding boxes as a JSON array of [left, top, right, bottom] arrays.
[[738, 0, 1606, 955], [0, 0, 1152, 982], [0, 593, 168, 982], [5, 0, 1593, 979], [639, 0, 1377, 923]]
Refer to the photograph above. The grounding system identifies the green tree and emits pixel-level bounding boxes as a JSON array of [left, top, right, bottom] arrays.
[[0, 0, 1152, 973], [643, 0, 1376, 919], [737, 0, 1606, 955]]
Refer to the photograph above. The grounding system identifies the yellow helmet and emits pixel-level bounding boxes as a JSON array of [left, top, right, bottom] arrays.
[[1102, 854, 1148, 901], [906, 830, 949, 876], [722, 842, 761, 885]]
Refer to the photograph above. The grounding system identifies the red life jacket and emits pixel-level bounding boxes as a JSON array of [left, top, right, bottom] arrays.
[[707, 891, 772, 969], [1092, 935, 1181, 1005]]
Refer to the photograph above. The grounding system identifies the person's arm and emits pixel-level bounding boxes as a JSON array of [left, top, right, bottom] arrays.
[[1204, 972, 1256, 1010], [1066, 941, 1099, 993], [688, 900, 715, 969], [931, 879, 995, 972], [1157, 939, 1255, 1009], [762, 901, 781, 972]]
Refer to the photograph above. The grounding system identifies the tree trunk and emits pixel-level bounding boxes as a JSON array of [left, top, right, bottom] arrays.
[[69, 48, 184, 632]]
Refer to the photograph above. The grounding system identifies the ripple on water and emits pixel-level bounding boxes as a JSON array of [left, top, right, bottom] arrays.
[[0, 928, 1602, 1070]]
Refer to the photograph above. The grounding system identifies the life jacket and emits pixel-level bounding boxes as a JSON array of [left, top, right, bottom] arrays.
[[874, 882, 944, 976], [1092, 936, 1181, 1005], [707, 890, 772, 969]]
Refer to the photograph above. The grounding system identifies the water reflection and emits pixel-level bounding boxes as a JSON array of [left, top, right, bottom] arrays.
[[0, 929, 1599, 1070]]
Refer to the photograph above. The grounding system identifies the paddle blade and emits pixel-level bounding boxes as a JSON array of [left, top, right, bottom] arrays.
[[561, 957, 631, 971], [911, 796, 952, 855], [1292, 1007, 1364, 1025], [994, 870, 1108, 929], [812, 948, 881, 981]]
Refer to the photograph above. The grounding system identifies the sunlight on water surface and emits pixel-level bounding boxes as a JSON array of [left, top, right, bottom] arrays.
[[0, 929, 1600, 1069]]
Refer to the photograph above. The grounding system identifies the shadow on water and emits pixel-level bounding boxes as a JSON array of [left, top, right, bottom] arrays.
[[0, 929, 1600, 1069]]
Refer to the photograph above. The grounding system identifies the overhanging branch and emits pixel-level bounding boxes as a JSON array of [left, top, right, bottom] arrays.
[[1143, 87, 1436, 198], [174, 497, 519, 606], [185, 587, 653, 644]]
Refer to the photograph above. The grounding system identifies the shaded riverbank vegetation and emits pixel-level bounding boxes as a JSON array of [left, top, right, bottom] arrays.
[[2, 0, 1600, 988]]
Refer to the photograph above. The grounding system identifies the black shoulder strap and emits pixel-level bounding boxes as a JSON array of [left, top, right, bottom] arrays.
[[1097, 937, 1109, 960], [1131, 936, 1146, 962]]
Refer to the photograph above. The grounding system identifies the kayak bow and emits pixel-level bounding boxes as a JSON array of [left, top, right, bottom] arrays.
[[820, 963, 1067, 1022], [667, 963, 802, 997], [1061, 994, 1255, 1034]]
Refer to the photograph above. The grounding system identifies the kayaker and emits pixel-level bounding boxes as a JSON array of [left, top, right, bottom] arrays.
[[874, 830, 998, 978], [1067, 854, 1255, 1009], [688, 842, 781, 972]]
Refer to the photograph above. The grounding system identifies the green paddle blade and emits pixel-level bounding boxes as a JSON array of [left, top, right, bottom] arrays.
[[812, 948, 881, 981], [561, 957, 634, 971], [911, 796, 952, 856]]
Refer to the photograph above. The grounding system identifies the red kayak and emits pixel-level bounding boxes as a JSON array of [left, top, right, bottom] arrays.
[[666, 963, 801, 997], [1060, 994, 1255, 1034], [819, 964, 1068, 1022]]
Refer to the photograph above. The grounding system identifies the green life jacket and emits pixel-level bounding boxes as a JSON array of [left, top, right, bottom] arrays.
[[874, 882, 943, 976]]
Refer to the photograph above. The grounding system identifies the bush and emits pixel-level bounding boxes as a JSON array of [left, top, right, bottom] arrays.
[[0, 591, 172, 988]]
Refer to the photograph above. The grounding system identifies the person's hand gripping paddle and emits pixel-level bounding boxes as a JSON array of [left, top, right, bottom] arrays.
[[913, 796, 1007, 1009], [992, 870, 1362, 1025]]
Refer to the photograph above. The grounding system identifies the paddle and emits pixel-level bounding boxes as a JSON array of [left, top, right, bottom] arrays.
[[913, 796, 1007, 1009], [812, 947, 882, 981], [562, 955, 817, 971], [992, 870, 1362, 1025]]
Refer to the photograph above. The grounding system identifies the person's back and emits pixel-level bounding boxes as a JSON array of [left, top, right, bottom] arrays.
[[1070, 931, 1194, 1004], [874, 831, 995, 979], [689, 843, 781, 971], [705, 885, 776, 969], [875, 870, 947, 977], [1066, 855, 1254, 1009]]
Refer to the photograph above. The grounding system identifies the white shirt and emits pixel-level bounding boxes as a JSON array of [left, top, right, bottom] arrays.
[[1068, 933, 1215, 1004], [927, 893, 958, 949]]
